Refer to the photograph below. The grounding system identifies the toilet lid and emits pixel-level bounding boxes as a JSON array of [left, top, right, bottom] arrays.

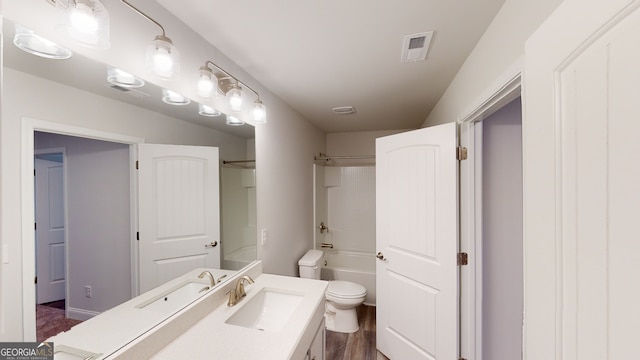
[[327, 281, 367, 299]]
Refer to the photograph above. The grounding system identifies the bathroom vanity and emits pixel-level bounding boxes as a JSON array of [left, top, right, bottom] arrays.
[[49, 261, 328, 359]]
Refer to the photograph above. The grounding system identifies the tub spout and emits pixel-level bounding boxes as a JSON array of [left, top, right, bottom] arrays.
[[321, 243, 334, 249]]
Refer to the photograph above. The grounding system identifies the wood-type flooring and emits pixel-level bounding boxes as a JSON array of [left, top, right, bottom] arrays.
[[326, 305, 390, 360]]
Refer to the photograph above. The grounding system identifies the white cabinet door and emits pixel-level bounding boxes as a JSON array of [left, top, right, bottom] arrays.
[[138, 144, 220, 293], [376, 123, 458, 359], [524, 1, 640, 358]]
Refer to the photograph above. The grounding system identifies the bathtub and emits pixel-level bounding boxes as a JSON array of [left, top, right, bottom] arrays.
[[320, 250, 376, 305], [222, 245, 256, 271]]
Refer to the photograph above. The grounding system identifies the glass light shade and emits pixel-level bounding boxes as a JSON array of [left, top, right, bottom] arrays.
[[196, 67, 216, 99], [55, 0, 110, 49], [13, 23, 72, 60], [162, 89, 190, 105], [198, 104, 221, 117], [227, 84, 244, 111], [226, 115, 245, 126], [107, 66, 145, 88], [147, 35, 180, 80], [252, 100, 267, 124]]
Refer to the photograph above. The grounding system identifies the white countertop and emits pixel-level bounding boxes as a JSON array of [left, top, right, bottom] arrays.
[[48, 268, 236, 359], [148, 273, 328, 359]]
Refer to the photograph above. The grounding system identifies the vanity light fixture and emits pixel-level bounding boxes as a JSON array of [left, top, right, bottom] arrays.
[[53, 0, 110, 49], [107, 66, 145, 88], [197, 60, 267, 123], [121, 0, 180, 80], [13, 23, 73, 60], [226, 115, 245, 126], [162, 89, 190, 105], [198, 104, 221, 117]]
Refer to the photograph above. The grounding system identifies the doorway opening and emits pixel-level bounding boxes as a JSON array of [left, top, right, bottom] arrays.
[[22, 118, 142, 341]]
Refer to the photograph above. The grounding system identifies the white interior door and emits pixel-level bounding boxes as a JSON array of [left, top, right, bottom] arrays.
[[376, 122, 458, 359], [35, 157, 66, 304], [138, 144, 220, 293], [523, 1, 640, 358]]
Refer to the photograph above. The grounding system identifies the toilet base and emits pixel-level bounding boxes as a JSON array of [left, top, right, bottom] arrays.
[[325, 301, 359, 333]]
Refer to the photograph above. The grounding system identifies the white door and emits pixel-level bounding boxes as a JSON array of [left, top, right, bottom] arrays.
[[138, 144, 221, 293], [35, 157, 66, 304], [376, 122, 458, 359], [524, 1, 640, 358]]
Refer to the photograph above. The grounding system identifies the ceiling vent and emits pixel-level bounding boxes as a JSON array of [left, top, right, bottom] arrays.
[[105, 84, 150, 100], [401, 31, 434, 63], [332, 106, 357, 115]]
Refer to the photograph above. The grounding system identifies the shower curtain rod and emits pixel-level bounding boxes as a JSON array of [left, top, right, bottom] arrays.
[[222, 160, 255, 164], [314, 153, 375, 161]]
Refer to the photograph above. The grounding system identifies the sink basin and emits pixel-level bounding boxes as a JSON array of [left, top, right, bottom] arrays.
[[135, 280, 211, 312], [225, 288, 304, 332]]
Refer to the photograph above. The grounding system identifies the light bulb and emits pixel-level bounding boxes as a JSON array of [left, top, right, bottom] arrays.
[[107, 66, 144, 88], [199, 104, 221, 117], [226, 115, 245, 126], [252, 100, 267, 124], [162, 89, 190, 105], [227, 84, 244, 111], [147, 35, 179, 79], [197, 68, 216, 98], [70, 3, 99, 35]]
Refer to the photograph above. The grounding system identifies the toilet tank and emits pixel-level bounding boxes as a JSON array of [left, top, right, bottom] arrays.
[[298, 249, 324, 279]]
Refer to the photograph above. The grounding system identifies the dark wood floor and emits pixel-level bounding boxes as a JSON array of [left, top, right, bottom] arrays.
[[326, 305, 390, 360]]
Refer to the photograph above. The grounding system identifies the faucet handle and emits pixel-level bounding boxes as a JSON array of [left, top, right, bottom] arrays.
[[226, 289, 238, 307]]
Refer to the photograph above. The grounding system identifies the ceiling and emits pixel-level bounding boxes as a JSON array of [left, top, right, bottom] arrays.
[[156, 0, 506, 133]]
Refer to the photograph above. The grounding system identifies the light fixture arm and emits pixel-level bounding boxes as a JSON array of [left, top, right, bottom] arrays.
[[203, 60, 261, 100], [121, 0, 167, 37]]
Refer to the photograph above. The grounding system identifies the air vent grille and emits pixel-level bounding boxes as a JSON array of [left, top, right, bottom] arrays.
[[401, 31, 434, 62], [332, 106, 357, 115], [105, 84, 150, 100]]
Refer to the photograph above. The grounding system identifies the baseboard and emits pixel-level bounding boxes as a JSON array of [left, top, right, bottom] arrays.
[[67, 307, 100, 321]]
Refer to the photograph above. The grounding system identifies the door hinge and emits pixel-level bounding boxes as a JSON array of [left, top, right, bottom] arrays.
[[457, 252, 468, 266], [34, 222, 37, 230], [34, 276, 37, 284], [456, 146, 468, 160], [136, 232, 140, 241], [135, 161, 139, 170]]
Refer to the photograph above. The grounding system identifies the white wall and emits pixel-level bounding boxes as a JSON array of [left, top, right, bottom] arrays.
[[35, 133, 131, 318], [422, 0, 563, 127], [482, 98, 523, 360]]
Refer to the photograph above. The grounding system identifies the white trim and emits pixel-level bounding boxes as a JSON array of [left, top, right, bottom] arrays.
[[67, 306, 100, 322], [458, 65, 522, 359], [21, 117, 144, 341], [458, 57, 522, 125]]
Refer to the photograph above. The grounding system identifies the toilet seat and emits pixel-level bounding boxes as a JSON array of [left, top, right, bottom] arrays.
[[327, 281, 366, 299]]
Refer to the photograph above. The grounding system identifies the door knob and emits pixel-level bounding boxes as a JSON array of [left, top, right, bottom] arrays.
[[205, 241, 218, 248], [376, 252, 386, 260]]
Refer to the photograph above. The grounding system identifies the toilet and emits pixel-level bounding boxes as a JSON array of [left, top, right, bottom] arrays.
[[298, 249, 367, 333]]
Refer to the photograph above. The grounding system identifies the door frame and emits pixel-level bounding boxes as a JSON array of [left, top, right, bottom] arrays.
[[457, 59, 522, 359], [21, 117, 143, 341], [34, 147, 67, 306]]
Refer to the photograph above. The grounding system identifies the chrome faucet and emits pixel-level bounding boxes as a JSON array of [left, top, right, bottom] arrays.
[[198, 271, 215, 288], [226, 275, 254, 306]]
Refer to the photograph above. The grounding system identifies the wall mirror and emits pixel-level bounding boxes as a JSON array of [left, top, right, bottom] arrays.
[[3, 17, 257, 350]]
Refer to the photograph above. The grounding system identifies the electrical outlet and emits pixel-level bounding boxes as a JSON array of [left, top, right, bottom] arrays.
[[85, 285, 92, 298], [261, 229, 268, 245]]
